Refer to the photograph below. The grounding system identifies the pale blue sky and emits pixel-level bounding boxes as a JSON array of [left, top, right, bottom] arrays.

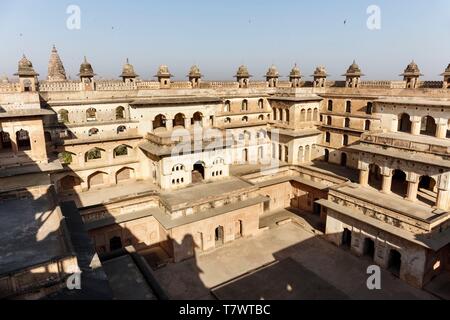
[[0, 0, 449, 80]]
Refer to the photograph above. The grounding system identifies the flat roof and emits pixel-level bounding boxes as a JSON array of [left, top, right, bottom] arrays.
[[268, 96, 323, 102], [377, 98, 450, 107], [130, 96, 222, 106], [0, 108, 54, 118], [0, 196, 68, 275]]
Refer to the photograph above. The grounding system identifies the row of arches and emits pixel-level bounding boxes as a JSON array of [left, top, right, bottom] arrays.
[[0, 130, 31, 152], [58, 167, 135, 191], [325, 116, 371, 131], [323, 149, 349, 167], [58, 106, 126, 124], [327, 100, 373, 114], [272, 108, 290, 122], [153, 112, 204, 131], [324, 132, 350, 146], [223, 99, 264, 113], [298, 144, 318, 163], [397, 113, 438, 137]]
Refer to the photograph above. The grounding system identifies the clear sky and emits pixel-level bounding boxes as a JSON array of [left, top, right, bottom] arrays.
[[0, 0, 449, 80]]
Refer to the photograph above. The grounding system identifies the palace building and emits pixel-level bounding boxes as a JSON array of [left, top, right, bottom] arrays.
[[1, 46, 450, 298]]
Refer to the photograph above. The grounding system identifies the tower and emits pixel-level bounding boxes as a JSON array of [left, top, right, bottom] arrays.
[[312, 66, 328, 88], [14, 55, 39, 92], [188, 65, 202, 88], [289, 64, 302, 88], [78, 56, 96, 90], [343, 60, 364, 88], [441, 64, 450, 89], [265, 65, 279, 88], [155, 65, 172, 88], [120, 58, 138, 83], [235, 65, 251, 88], [401, 61, 422, 89], [47, 45, 67, 82]]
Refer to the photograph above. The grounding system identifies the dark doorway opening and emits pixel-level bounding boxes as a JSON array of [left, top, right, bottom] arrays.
[[342, 228, 352, 249], [340, 153, 348, 167], [235, 220, 243, 239], [363, 238, 375, 259], [388, 249, 402, 276], [192, 162, 205, 183], [109, 236, 123, 251], [313, 199, 321, 216], [215, 226, 224, 246], [391, 169, 407, 197], [324, 149, 330, 162]]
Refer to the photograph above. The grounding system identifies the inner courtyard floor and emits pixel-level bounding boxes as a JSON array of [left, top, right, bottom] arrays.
[[152, 212, 437, 300]]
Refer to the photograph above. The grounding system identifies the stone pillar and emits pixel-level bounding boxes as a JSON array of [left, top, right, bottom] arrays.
[[410, 117, 421, 136], [406, 180, 419, 202], [184, 118, 191, 130], [381, 173, 392, 194], [436, 189, 449, 210], [166, 118, 173, 131], [359, 169, 369, 187], [436, 119, 448, 139], [10, 130, 18, 154]]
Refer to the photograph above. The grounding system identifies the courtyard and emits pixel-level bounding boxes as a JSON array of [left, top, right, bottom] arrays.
[[153, 212, 436, 300]]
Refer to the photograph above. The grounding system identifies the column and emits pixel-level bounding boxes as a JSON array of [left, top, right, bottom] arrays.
[[406, 180, 419, 202], [9, 129, 18, 154], [359, 169, 369, 187], [166, 118, 173, 131], [410, 117, 421, 135], [436, 119, 448, 139], [436, 189, 449, 210], [184, 118, 191, 130], [381, 173, 392, 194]]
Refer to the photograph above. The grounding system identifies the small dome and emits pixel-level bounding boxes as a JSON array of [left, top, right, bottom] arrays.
[[155, 65, 172, 78], [343, 60, 364, 76], [401, 60, 422, 76], [235, 65, 251, 78], [289, 64, 301, 78], [120, 58, 138, 78], [441, 63, 450, 76], [78, 56, 95, 77], [15, 54, 38, 77], [313, 66, 328, 77], [266, 65, 279, 78], [188, 65, 202, 78]]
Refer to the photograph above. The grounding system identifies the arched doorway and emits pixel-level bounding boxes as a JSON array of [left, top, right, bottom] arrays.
[[368, 164, 382, 190], [215, 226, 224, 246], [342, 228, 352, 249], [16, 130, 31, 151], [391, 169, 407, 198], [174, 113, 186, 128], [235, 220, 243, 239], [398, 113, 411, 133], [420, 116, 437, 136], [109, 236, 123, 251], [59, 175, 82, 192], [324, 149, 330, 162], [388, 249, 402, 276], [153, 114, 166, 131], [363, 238, 375, 259], [192, 112, 203, 126], [418, 175, 437, 206], [243, 148, 248, 162], [192, 161, 205, 183], [340, 152, 348, 167]]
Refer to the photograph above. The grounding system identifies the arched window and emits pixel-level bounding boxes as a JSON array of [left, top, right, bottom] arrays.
[[398, 113, 411, 133], [366, 102, 373, 115], [58, 151, 74, 165], [86, 108, 97, 122], [0, 131, 12, 150], [16, 129, 31, 151], [258, 99, 264, 109], [116, 106, 125, 120], [258, 114, 264, 121], [343, 134, 349, 146], [192, 112, 203, 126], [242, 116, 249, 123], [325, 132, 331, 143], [307, 109, 313, 121], [242, 99, 248, 111], [85, 148, 102, 161], [224, 100, 231, 112], [345, 101, 352, 113], [224, 117, 231, 124], [328, 100, 333, 111], [58, 109, 69, 123], [117, 126, 126, 134], [313, 108, 319, 121], [365, 120, 371, 131], [88, 128, 99, 136], [113, 145, 129, 157], [285, 110, 290, 122], [174, 113, 186, 128], [153, 114, 166, 130], [344, 118, 350, 128], [300, 109, 306, 122], [420, 116, 437, 136], [327, 116, 332, 126]]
